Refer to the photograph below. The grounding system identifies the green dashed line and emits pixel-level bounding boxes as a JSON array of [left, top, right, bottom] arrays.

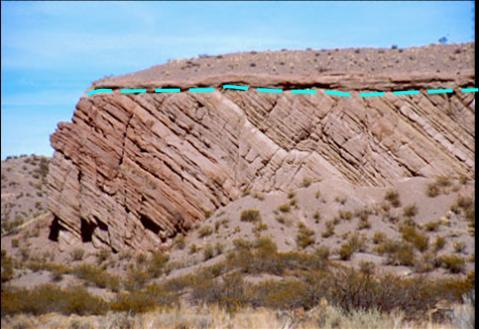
[[392, 90, 420, 96], [87, 85, 476, 97], [120, 88, 147, 94], [324, 90, 351, 97], [290, 89, 316, 94], [359, 91, 385, 98], [189, 87, 215, 93], [223, 84, 249, 91], [427, 88, 453, 94], [87, 89, 112, 96], [155, 88, 181, 93], [256, 87, 283, 93]]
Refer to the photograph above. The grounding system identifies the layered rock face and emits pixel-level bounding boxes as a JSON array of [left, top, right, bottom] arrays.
[[46, 46, 475, 251]]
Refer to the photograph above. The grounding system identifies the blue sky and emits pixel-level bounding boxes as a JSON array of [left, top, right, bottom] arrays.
[[1, 1, 475, 159]]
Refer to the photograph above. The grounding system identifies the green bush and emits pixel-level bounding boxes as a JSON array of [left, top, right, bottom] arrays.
[[453, 241, 466, 253], [384, 190, 401, 207], [1, 284, 107, 316], [72, 264, 120, 291], [321, 220, 335, 238], [400, 224, 429, 252], [302, 177, 312, 188], [424, 221, 441, 232], [240, 209, 262, 223], [339, 242, 355, 260], [147, 251, 169, 277], [437, 255, 466, 274], [434, 236, 446, 251], [426, 183, 440, 197], [338, 210, 352, 221], [296, 223, 315, 249], [1, 250, 14, 283], [174, 234, 185, 249], [203, 244, 215, 260], [372, 231, 386, 244], [198, 225, 213, 238], [278, 204, 291, 213], [376, 239, 416, 266], [110, 284, 177, 313], [403, 204, 418, 218], [252, 279, 309, 310]]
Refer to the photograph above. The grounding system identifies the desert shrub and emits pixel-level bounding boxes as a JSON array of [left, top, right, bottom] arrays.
[[253, 222, 268, 235], [287, 191, 296, 199], [313, 211, 321, 223], [436, 176, 452, 188], [240, 209, 262, 223], [72, 264, 120, 291], [372, 231, 386, 244], [252, 192, 264, 200], [123, 267, 151, 291], [453, 241, 466, 253], [314, 246, 330, 262], [414, 252, 437, 273], [11, 239, 19, 248], [289, 198, 297, 207], [27, 260, 70, 276], [252, 279, 309, 310], [203, 244, 215, 260], [438, 255, 466, 274], [339, 242, 355, 260], [359, 261, 376, 275], [191, 272, 247, 312], [335, 196, 347, 205], [189, 244, 199, 254], [275, 216, 288, 225], [338, 210, 352, 221], [1, 284, 107, 316], [313, 268, 473, 316], [322, 220, 335, 238], [434, 236, 446, 251], [203, 210, 212, 218], [357, 217, 371, 230], [424, 221, 441, 232], [384, 190, 401, 207], [302, 177, 312, 188], [70, 248, 85, 261], [50, 270, 64, 282], [95, 249, 111, 265], [278, 204, 291, 213], [426, 183, 440, 197], [315, 190, 321, 199], [403, 204, 418, 218], [147, 251, 169, 277], [174, 234, 185, 249], [376, 239, 415, 266], [296, 223, 315, 249], [110, 284, 177, 314], [1, 250, 14, 283], [339, 234, 366, 260], [400, 224, 429, 252], [232, 238, 253, 250], [198, 225, 213, 238]]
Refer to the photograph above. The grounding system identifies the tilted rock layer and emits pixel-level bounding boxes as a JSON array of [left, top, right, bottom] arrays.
[[47, 44, 475, 251]]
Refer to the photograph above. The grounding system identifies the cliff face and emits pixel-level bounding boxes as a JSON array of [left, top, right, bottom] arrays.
[[46, 45, 475, 251]]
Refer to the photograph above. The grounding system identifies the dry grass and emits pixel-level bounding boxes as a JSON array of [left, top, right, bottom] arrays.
[[1, 303, 473, 329]]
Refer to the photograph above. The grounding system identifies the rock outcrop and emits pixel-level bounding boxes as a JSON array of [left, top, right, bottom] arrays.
[[46, 45, 475, 251]]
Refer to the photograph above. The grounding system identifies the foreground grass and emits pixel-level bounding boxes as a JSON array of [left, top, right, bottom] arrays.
[[1, 302, 474, 329], [1, 237, 475, 327]]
